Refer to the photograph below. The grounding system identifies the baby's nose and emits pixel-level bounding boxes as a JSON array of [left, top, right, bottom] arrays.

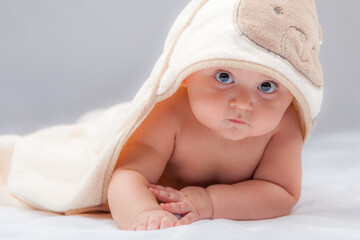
[[229, 92, 253, 111]]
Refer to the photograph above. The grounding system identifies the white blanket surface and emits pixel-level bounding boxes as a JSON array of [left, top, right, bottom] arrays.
[[1, 131, 359, 240]]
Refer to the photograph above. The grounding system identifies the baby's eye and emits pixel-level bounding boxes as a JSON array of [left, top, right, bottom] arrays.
[[258, 81, 277, 93], [215, 72, 234, 84]]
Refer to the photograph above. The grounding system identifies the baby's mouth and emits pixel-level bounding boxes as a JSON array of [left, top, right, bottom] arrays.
[[228, 119, 247, 125]]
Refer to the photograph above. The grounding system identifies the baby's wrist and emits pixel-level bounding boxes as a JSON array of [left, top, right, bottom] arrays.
[[181, 186, 214, 219]]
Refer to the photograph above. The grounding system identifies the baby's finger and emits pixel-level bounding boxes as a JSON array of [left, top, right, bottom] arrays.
[[160, 202, 191, 214], [159, 216, 173, 229], [149, 187, 182, 203], [128, 224, 136, 231], [149, 184, 178, 193], [135, 222, 147, 231], [134, 216, 149, 231], [175, 212, 198, 226], [146, 216, 160, 231]]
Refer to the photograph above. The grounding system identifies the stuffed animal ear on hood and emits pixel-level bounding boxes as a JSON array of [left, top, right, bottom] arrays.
[[155, 0, 323, 140]]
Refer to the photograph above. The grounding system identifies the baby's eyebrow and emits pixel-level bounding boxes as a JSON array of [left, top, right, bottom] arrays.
[[263, 76, 278, 82]]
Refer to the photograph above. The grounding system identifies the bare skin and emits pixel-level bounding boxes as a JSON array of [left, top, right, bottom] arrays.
[[107, 67, 304, 231]]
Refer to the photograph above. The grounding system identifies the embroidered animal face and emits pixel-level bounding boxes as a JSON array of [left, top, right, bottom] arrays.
[[236, 0, 323, 87]]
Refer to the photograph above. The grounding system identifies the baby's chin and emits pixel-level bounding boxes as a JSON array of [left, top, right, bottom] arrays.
[[214, 128, 252, 141], [215, 126, 276, 141]]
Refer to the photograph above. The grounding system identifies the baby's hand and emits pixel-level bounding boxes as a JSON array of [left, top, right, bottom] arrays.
[[128, 209, 178, 231], [149, 184, 213, 226]]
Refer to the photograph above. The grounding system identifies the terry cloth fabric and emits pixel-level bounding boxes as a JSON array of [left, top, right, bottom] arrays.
[[0, 0, 323, 214]]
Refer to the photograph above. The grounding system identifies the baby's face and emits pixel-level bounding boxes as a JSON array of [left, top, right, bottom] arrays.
[[182, 67, 294, 140]]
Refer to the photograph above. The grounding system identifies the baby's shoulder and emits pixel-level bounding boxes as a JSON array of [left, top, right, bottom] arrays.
[[153, 87, 190, 122], [142, 87, 188, 132]]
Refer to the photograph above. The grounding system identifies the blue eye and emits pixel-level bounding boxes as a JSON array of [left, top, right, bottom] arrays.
[[258, 81, 277, 93], [215, 72, 234, 84]]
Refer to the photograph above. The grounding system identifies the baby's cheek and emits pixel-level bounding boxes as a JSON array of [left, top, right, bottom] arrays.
[[254, 109, 283, 133], [191, 95, 221, 120], [189, 99, 213, 126]]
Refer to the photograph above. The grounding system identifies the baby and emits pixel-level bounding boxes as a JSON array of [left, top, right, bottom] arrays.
[[0, 0, 323, 224], [108, 67, 303, 230], [107, 0, 323, 231]]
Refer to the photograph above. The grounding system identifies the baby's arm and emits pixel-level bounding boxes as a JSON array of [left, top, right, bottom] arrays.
[[107, 101, 179, 230], [207, 107, 303, 220]]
